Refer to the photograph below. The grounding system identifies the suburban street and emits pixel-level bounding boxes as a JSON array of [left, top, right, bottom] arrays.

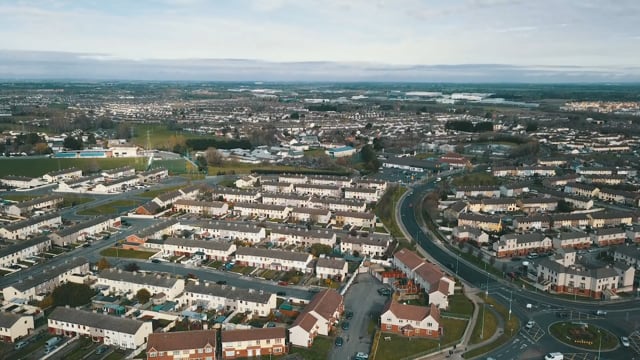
[[399, 178, 640, 360]]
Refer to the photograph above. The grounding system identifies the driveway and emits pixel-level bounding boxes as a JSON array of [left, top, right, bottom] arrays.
[[330, 272, 388, 360]]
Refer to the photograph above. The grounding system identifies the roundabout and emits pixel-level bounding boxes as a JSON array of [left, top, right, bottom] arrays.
[[549, 321, 618, 351]]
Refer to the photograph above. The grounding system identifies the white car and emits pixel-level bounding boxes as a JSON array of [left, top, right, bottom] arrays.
[[525, 320, 535, 329], [545, 353, 563, 360], [621, 336, 630, 347]]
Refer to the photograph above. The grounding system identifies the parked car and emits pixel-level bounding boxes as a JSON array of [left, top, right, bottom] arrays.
[[335, 336, 344, 347], [216, 280, 227, 285], [594, 310, 607, 316], [544, 352, 563, 360], [96, 345, 109, 354], [276, 291, 286, 296], [345, 310, 354, 320], [341, 322, 350, 330], [14, 340, 28, 350], [151, 259, 161, 263], [354, 352, 369, 360]]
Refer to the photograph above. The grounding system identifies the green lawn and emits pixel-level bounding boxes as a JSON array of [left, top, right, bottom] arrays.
[[100, 247, 156, 259], [61, 195, 94, 208], [469, 305, 498, 344], [463, 295, 520, 359], [64, 337, 98, 360], [451, 172, 500, 187], [0, 157, 148, 177], [0, 194, 39, 201], [77, 199, 141, 215], [375, 318, 467, 360], [230, 264, 255, 275], [549, 322, 618, 350], [374, 185, 408, 240], [290, 336, 333, 360], [447, 293, 475, 318]]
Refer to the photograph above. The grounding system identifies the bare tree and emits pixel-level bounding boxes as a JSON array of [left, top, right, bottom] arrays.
[[205, 147, 223, 166]]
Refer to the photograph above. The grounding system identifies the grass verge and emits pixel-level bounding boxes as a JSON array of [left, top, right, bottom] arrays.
[[549, 322, 617, 350], [77, 199, 141, 215], [469, 305, 498, 345], [463, 295, 520, 359], [100, 248, 156, 259], [289, 336, 333, 360]]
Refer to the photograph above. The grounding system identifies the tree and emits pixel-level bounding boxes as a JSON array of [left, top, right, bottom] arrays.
[[50, 283, 95, 307], [116, 123, 132, 139], [205, 147, 223, 166], [33, 142, 52, 154], [87, 133, 97, 145], [310, 244, 333, 257], [63, 136, 83, 150], [97, 257, 111, 270], [135, 288, 151, 304], [360, 144, 381, 173], [124, 262, 140, 272]]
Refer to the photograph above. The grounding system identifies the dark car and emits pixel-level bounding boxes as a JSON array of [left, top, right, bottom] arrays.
[[216, 280, 227, 285], [96, 345, 108, 355], [345, 311, 354, 320], [82, 243, 91, 248], [276, 291, 286, 296], [151, 259, 161, 263], [187, 273, 198, 279], [335, 337, 344, 347], [341, 322, 350, 330]]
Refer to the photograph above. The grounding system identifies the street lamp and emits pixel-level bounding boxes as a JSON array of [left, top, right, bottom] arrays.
[[597, 329, 602, 360], [480, 302, 486, 339], [508, 290, 512, 321]]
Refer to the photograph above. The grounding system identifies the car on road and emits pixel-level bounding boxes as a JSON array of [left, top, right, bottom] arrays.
[[621, 336, 630, 347], [335, 336, 344, 347], [526, 253, 539, 259], [341, 322, 350, 330], [216, 280, 227, 285], [377, 287, 392, 296], [544, 352, 563, 360], [151, 259, 161, 263], [82, 243, 91, 248], [276, 291, 286, 296], [594, 310, 607, 316], [345, 310, 354, 320], [14, 340, 28, 350], [354, 352, 369, 360], [187, 273, 197, 279], [525, 320, 535, 329]]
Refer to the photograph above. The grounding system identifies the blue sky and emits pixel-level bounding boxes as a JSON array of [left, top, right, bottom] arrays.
[[0, 0, 639, 80]]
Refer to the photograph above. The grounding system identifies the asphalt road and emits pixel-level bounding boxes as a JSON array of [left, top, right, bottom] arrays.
[[398, 178, 640, 359], [330, 272, 387, 360]]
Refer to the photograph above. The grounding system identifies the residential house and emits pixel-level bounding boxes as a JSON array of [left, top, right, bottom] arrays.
[[457, 213, 502, 233], [613, 245, 640, 268], [261, 193, 309, 208], [308, 197, 367, 213], [0, 235, 51, 268], [518, 197, 558, 213], [0, 212, 61, 240], [590, 228, 626, 247], [0, 175, 44, 189], [588, 211, 633, 228], [344, 188, 379, 203], [269, 227, 336, 247], [48, 307, 152, 349], [173, 200, 229, 217], [451, 226, 489, 244], [626, 228, 640, 244], [96, 269, 185, 300], [2, 257, 89, 302], [454, 186, 501, 199], [92, 175, 139, 193], [137, 167, 168, 183], [184, 220, 266, 244], [278, 174, 308, 184], [564, 183, 599, 198], [315, 258, 349, 280], [42, 167, 82, 183], [235, 247, 313, 273], [182, 281, 276, 316], [49, 216, 121, 246], [0, 313, 34, 342], [289, 290, 343, 347], [153, 190, 185, 208], [235, 175, 259, 189], [380, 301, 441, 338], [309, 175, 354, 188], [340, 234, 390, 257], [513, 215, 552, 232], [334, 211, 376, 228], [221, 328, 286, 359], [233, 203, 291, 220], [5, 195, 64, 217], [124, 219, 180, 249], [353, 179, 387, 192], [493, 233, 552, 258], [290, 207, 332, 224], [211, 187, 260, 203], [261, 180, 294, 194], [147, 330, 217, 360], [162, 237, 236, 261], [101, 166, 135, 179], [294, 184, 342, 198], [550, 213, 590, 229], [552, 231, 592, 250]]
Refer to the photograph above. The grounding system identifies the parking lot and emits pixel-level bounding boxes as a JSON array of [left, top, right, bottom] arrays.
[[329, 272, 388, 360]]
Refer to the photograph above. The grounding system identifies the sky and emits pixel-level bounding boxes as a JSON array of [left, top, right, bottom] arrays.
[[0, 0, 639, 81]]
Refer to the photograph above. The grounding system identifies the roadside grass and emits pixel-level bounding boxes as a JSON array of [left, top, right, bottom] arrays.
[[229, 264, 255, 275], [61, 195, 94, 208], [100, 248, 156, 259], [0, 157, 148, 178], [463, 295, 520, 359], [290, 336, 333, 360], [374, 185, 409, 246], [451, 172, 500, 187], [448, 293, 475, 318], [64, 337, 98, 360], [0, 194, 39, 201], [469, 305, 498, 344], [77, 199, 141, 215]]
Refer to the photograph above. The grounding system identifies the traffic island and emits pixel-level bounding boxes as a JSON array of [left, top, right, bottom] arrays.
[[549, 322, 618, 351]]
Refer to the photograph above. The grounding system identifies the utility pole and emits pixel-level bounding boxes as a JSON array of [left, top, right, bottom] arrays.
[[597, 329, 602, 360]]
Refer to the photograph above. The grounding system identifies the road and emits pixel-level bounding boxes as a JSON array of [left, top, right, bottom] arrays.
[[398, 178, 640, 359]]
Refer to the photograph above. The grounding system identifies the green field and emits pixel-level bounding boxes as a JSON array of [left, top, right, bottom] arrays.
[[99, 247, 156, 259], [469, 305, 498, 344], [289, 336, 333, 360], [0, 157, 149, 178], [139, 184, 184, 198], [77, 199, 141, 215]]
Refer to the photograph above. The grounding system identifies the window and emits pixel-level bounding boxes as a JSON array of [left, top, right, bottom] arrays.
[[205, 347, 212, 353]]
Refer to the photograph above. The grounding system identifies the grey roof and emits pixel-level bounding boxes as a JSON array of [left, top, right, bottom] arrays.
[[0, 235, 50, 258], [156, 190, 183, 202], [589, 211, 633, 220], [592, 227, 626, 236], [614, 245, 640, 259], [139, 167, 167, 176], [164, 237, 234, 251], [269, 226, 336, 239], [11, 257, 88, 291], [514, 215, 551, 224], [234, 203, 288, 211], [49, 307, 147, 334], [211, 186, 258, 196], [447, 201, 467, 213], [99, 268, 179, 288], [309, 197, 365, 207], [519, 197, 558, 204], [296, 184, 342, 191], [64, 175, 102, 186], [45, 167, 81, 177], [174, 199, 226, 208], [501, 233, 548, 244], [2, 212, 60, 231], [262, 193, 310, 201], [1, 175, 35, 181], [236, 247, 311, 262], [316, 257, 347, 270], [291, 207, 331, 215], [537, 258, 619, 279], [344, 187, 377, 194], [341, 235, 390, 247], [557, 231, 589, 240], [103, 175, 138, 186], [180, 184, 205, 195], [185, 281, 273, 304], [482, 198, 517, 205], [13, 195, 63, 209], [0, 312, 24, 328], [186, 220, 264, 234], [458, 213, 501, 223], [102, 166, 134, 175], [136, 219, 179, 239], [53, 216, 116, 237], [550, 213, 590, 221], [334, 211, 375, 220]]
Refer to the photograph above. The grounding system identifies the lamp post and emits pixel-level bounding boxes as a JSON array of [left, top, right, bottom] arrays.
[[480, 302, 486, 340], [508, 289, 513, 321], [597, 329, 602, 360]]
